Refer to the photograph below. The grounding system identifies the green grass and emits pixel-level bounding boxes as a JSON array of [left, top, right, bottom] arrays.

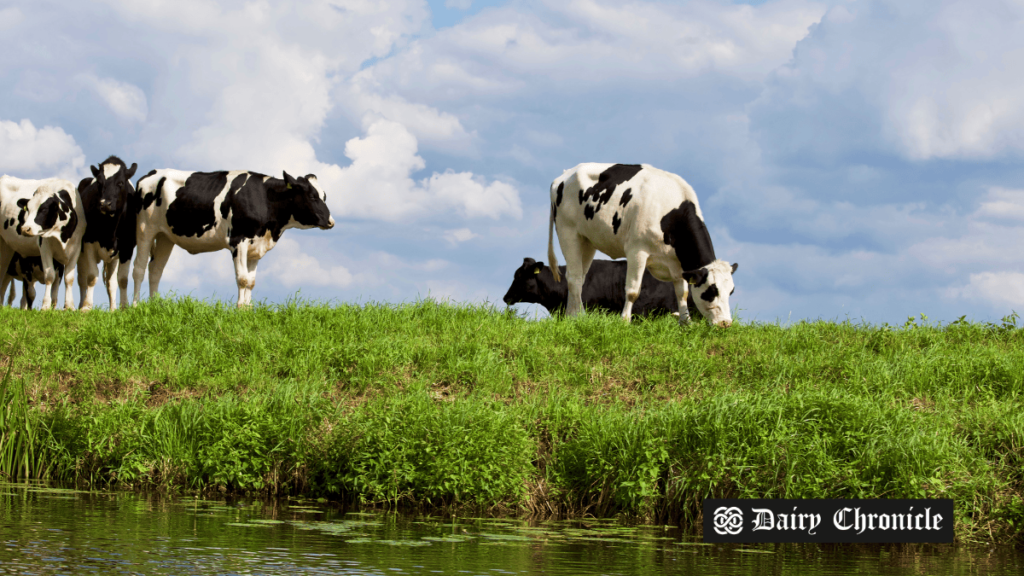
[[2, 298, 1024, 544]]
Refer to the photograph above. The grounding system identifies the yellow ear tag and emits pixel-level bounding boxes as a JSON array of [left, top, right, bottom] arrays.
[[286, 184, 292, 190], [534, 269, 540, 274], [688, 279, 695, 285]]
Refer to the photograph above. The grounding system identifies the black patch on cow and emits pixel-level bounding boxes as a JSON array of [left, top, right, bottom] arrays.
[[118, 189, 140, 265], [660, 200, 716, 272], [620, 188, 633, 207], [165, 171, 229, 238], [612, 212, 622, 234], [579, 165, 643, 215], [59, 189, 78, 243], [700, 283, 719, 303], [551, 201, 557, 222], [32, 196, 61, 232], [221, 173, 250, 220], [139, 171, 165, 210], [80, 177, 118, 252], [556, 181, 564, 206], [584, 204, 595, 220]]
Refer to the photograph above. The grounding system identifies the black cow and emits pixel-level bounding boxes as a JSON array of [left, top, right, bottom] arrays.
[[77, 155, 139, 310], [132, 169, 335, 307], [504, 258, 701, 318], [5, 253, 64, 310]]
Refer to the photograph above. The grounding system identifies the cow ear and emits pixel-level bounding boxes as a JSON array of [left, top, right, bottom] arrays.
[[90, 165, 100, 179], [523, 257, 536, 266], [126, 163, 138, 180], [731, 262, 739, 274], [533, 265, 543, 275], [682, 268, 708, 286], [282, 171, 297, 190]]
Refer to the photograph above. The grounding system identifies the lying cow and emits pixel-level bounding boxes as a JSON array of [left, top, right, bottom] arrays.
[[5, 253, 64, 310], [133, 170, 335, 307], [77, 156, 139, 310], [0, 175, 85, 309], [504, 257, 700, 318], [548, 163, 737, 327]]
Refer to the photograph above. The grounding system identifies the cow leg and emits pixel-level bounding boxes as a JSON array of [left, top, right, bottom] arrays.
[[23, 281, 36, 310], [38, 243, 57, 310], [131, 234, 154, 306], [232, 242, 250, 308], [622, 250, 649, 323], [0, 242, 14, 303], [102, 259, 118, 311], [673, 279, 692, 325], [147, 235, 175, 301], [78, 245, 99, 312], [5, 283, 14, 307], [244, 257, 259, 307], [117, 256, 131, 310], [62, 242, 80, 311], [561, 234, 595, 317]]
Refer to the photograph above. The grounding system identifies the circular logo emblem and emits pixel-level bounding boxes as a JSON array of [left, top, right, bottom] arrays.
[[713, 506, 743, 535]]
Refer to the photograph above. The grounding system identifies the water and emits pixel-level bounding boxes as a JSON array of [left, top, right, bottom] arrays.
[[0, 482, 1019, 575]]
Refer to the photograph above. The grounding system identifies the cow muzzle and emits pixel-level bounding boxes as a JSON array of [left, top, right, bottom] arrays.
[[20, 226, 39, 238], [323, 216, 335, 230], [716, 319, 733, 328], [99, 200, 114, 215]]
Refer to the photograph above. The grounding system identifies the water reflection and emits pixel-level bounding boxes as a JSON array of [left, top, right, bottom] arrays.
[[0, 482, 1018, 575]]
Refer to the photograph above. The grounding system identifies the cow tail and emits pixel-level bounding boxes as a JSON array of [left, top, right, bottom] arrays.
[[548, 199, 560, 283]]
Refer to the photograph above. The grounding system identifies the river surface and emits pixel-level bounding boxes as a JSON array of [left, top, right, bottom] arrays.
[[0, 482, 1019, 575]]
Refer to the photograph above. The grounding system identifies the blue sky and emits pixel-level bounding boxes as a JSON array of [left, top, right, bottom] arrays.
[[2, 0, 1023, 324]]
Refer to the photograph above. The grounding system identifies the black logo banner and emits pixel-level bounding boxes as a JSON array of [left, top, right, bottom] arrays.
[[703, 499, 954, 543]]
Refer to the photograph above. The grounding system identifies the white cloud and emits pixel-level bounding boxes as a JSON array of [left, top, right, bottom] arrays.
[[445, 0, 473, 9], [0, 119, 85, 179], [948, 272, 1024, 309], [80, 75, 148, 123], [322, 118, 521, 222], [263, 237, 355, 288], [443, 227, 478, 245], [752, 0, 1024, 163]]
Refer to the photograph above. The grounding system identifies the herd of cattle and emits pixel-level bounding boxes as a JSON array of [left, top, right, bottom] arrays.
[[1, 159, 736, 326]]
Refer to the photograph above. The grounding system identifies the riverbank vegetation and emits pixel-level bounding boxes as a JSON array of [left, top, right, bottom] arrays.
[[2, 298, 1023, 544]]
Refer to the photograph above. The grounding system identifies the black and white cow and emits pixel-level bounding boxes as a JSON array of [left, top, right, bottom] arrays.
[[5, 253, 64, 310], [0, 176, 85, 310], [548, 163, 737, 327], [132, 170, 335, 307], [77, 156, 139, 310], [504, 257, 700, 318]]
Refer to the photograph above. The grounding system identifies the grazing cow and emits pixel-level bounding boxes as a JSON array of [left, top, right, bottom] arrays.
[[548, 163, 737, 327], [132, 169, 335, 307], [76, 156, 139, 310], [0, 176, 85, 310], [504, 257, 701, 318], [5, 253, 64, 310]]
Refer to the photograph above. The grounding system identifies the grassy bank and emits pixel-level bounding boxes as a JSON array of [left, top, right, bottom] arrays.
[[2, 299, 1024, 544]]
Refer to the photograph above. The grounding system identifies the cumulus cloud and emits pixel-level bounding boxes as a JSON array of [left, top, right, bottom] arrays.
[[751, 0, 1024, 164], [948, 272, 1024, 309], [263, 237, 355, 288], [79, 75, 148, 123], [443, 228, 478, 245], [322, 118, 521, 222], [0, 119, 85, 179]]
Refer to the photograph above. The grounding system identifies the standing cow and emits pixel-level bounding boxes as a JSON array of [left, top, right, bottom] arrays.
[[132, 170, 335, 307], [548, 163, 737, 327], [504, 257, 702, 319], [77, 156, 139, 310], [0, 176, 85, 310], [5, 253, 64, 310]]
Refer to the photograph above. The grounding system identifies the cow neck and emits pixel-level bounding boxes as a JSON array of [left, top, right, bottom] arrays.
[[80, 179, 123, 248], [263, 178, 301, 238], [540, 267, 569, 313]]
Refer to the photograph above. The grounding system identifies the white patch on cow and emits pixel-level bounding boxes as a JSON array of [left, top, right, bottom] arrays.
[[102, 163, 121, 179]]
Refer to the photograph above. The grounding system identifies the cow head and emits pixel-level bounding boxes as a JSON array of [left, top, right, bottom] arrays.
[[681, 260, 738, 328], [90, 156, 137, 216], [283, 171, 335, 230], [18, 182, 78, 242], [503, 258, 548, 306]]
